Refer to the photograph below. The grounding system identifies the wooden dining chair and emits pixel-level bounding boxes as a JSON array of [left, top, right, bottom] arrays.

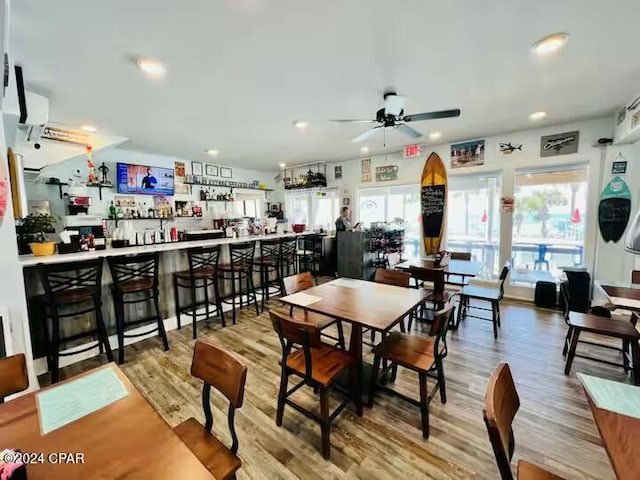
[[367, 268, 413, 342], [457, 263, 510, 338], [281, 272, 345, 349], [173, 340, 247, 480], [408, 266, 449, 330], [632, 270, 640, 285], [484, 363, 565, 479], [447, 252, 472, 287], [0, 353, 29, 403], [368, 303, 453, 439], [270, 310, 361, 459]]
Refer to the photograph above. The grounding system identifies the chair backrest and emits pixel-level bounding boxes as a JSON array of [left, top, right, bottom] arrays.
[[374, 268, 411, 288], [632, 270, 640, 285], [282, 271, 314, 295], [429, 302, 455, 360], [498, 263, 510, 300], [564, 270, 591, 313], [187, 245, 220, 274], [450, 251, 471, 261], [40, 258, 104, 303], [0, 353, 29, 402], [560, 282, 571, 323], [107, 253, 159, 288], [281, 237, 297, 259], [632, 312, 639, 328], [483, 362, 520, 480], [228, 241, 256, 268], [259, 238, 281, 261], [408, 266, 445, 293], [190, 340, 247, 453], [299, 234, 322, 255], [269, 310, 322, 382]]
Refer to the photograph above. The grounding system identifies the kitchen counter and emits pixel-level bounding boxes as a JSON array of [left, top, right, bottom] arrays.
[[19, 232, 312, 267]]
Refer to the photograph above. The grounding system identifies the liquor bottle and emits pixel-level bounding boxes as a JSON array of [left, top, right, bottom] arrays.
[[109, 201, 117, 219]]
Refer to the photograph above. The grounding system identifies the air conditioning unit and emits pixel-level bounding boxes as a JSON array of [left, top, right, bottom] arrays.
[[614, 94, 640, 144]]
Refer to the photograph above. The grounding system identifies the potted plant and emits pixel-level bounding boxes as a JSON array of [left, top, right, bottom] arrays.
[[20, 213, 57, 256]]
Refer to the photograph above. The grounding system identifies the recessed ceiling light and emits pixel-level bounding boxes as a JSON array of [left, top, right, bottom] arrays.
[[529, 111, 547, 121], [278, 162, 286, 169], [293, 120, 309, 130], [531, 33, 569, 56], [205, 149, 219, 157], [136, 58, 167, 78], [80, 124, 97, 133], [429, 131, 442, 140], [360, 146, 369, 154]]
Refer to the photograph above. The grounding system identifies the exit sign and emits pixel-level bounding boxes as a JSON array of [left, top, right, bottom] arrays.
[[403, 144, 421, 158]]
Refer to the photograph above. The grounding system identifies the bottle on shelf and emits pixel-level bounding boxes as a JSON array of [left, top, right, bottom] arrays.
[[109, 201, 117, 220]]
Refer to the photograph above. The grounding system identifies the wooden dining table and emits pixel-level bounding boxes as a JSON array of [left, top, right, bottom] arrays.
[[279, 278, 431, 391], [394, 258, 483, 282], [582, 386, 640, 480], [597, 281, 640, 313], [0, 364, 214, 479]]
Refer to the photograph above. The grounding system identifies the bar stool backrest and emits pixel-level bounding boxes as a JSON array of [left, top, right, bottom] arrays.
[[299, 234, 322, 256], [40, 258, 104, 304], [107, 253, 159, 290], [187, 245, 221, 274], [259, 238, 281, 262], [228, 241, 256, 270]]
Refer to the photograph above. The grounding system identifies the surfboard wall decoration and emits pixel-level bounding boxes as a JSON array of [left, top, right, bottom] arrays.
[[598, 175, 631, 243], [421, 152, 447, 255]]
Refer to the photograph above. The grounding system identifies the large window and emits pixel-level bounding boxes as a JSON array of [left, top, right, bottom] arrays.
[[510, 164, 588, 285], [446, 173, 502, 278], [285, 190, 339, 230]]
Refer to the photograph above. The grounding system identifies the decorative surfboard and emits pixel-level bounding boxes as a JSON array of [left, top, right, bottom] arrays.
[[421, 152, 447, 255], [598, 175, 631, 243]]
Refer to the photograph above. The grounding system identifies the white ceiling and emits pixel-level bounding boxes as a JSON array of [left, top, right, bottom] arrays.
[[10, 0, 640, 171]]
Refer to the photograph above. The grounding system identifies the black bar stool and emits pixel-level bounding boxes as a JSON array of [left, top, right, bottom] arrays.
[[173, 245, 225, 339], [280, 237, 298, 278], [39, 259, 113, 383], [296, 234, 322, 279], [253, 238, 284, 311], [107, 253, 170, 364], [217, 241, 259, 324]]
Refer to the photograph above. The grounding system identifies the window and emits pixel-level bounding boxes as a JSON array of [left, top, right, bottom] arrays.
[[511, 164, 588, 285], [446, 173, 502, 278]]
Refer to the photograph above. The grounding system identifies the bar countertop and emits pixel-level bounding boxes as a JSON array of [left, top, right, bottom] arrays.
[[19, 232, 312, 267]]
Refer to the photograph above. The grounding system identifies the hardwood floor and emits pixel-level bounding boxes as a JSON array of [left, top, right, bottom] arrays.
[[41, 291, 634, 479]]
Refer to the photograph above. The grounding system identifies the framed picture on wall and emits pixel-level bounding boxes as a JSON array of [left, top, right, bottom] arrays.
[[192, 161, 203, 176], [220, 167, 233, 179], [205, 164, 218, 177]]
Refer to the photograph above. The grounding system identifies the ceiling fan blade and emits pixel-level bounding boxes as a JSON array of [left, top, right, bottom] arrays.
[[395, 123, 423, 139], [330, 119, 378, 123], [384, 94, 406, 116], [403, 109, 461, 122], [351, 126, 383, 143]]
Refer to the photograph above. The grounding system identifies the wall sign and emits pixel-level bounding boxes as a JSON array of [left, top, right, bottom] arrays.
[[451, 139, 485, 168], [540, 130, 579, 157], [361, 158, 371, 183], [403, 144, 421, 158], [611, 160, 627, 175], [41, 126, 91, 146], [498, 142, 522, 156], [598, 176, 632, 243], [375, 165, 398, 182], [174, 161, 186, 178]]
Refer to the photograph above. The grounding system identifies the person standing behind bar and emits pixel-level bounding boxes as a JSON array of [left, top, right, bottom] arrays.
[[335, 206, 352, 232]]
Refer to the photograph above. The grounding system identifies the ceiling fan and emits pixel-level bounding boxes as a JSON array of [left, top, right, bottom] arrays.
[[331, 92, 460, 143]]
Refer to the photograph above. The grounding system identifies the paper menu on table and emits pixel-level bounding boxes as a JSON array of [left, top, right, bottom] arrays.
[[578, 373, 640, 419], [283, 292, 323, 306], [37, 367, 130, 435], [329, 278, 363, 289]]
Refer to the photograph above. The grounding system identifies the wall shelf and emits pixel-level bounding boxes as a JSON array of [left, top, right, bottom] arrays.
[[45, 181, 69, 199], [87, 183, 113, 201], [104, 217, 182, 228]]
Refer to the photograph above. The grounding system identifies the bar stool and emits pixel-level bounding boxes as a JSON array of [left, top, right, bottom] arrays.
[[253, 238, 284, 311], [280, 237, 298, 278], [296, 234, 322, 279], [173, 245, 225, 339], [218, 241, 260, 325], [107, 253, 169, 364], [39, 259, 113, 383]]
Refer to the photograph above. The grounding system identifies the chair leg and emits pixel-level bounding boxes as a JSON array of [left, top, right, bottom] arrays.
[[154, 293, 170, 352], [190, 283, 198, 340], [173, 278, 181, 330], [203, 278, 210, 322], [337, 321, 346, 351], [260, 267, 267, 312], [230, 272, 237, 325], [631, 341, 640, 386], [623, 339, 631, 371], [457, 296, 465, 324], [562, 326, 573, 357], [496, 302, 501, 327], [564, 328, 581, 375], [491, 301, 498, 339], [94, 301, 113, 363], [320, 387, 331, 459], [213, 276, 226, 328], [276, 368, 288, 426], [50, 310, 61, 384], [437, 358, 446, 404], [419, 372, 429, 439], [115, 295, 126, 365], [248, 271, 260, 316], [368, 355, 381, 408]]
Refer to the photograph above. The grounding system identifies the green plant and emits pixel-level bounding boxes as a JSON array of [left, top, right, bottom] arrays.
[[21, 213, 57, 243]]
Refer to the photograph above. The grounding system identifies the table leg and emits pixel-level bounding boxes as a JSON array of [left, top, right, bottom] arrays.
[[349, 323, 363, 389]]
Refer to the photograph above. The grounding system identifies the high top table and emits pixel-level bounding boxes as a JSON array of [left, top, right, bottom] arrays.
[[597, 281, 640, 313], [394, 258, 483, 283]]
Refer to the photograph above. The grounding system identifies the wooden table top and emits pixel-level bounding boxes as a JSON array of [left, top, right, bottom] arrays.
[[583, 387, 640, 480], [280, 278, 430, 331], [0, 364, 213, 479], [598, 282, 640, 312], [395, 259, 483, 277]]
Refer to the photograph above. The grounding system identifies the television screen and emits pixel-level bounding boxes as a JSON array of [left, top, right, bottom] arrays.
[[116, 163, 174, 196]]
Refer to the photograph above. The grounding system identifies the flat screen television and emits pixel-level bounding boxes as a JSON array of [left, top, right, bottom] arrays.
[[116, 163, 174, 196]]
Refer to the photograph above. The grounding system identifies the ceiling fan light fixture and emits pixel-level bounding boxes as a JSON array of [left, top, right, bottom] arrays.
[[293, 120, 309, 130], [360, 146, 369, 154], [429, 131, 441, 140], [531, 33, 569, 56], [278, 162, 286, 169], [135, 58, 167, 79], [529, 111, 547, 121], [205, 149, 220, 157]]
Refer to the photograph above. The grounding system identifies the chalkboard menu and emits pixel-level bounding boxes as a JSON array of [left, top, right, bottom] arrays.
[[598, 176, 632, 243], [421, 184, 446, 237]]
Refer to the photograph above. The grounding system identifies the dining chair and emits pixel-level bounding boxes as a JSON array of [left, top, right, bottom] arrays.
[[370, 268, 412, 339], [447, 251, 471, 287], [408, 266, 448, 330], [173, 340, 247, 480], [368, 303, 453, 439], [269, 309, 361, 459], [281, 272, 345, 350], [561, 284, 640, 384], [457, 263, 510, 338], [0, 353, 29, 403], [484, 362, 565, 479], [632, 270, 640, 285]]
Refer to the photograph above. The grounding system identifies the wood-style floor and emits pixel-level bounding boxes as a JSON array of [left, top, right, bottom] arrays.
[[42, 289, 633, 479]]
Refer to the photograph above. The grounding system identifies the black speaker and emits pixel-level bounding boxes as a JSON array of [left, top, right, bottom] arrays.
[[534, 281, 557, 308]]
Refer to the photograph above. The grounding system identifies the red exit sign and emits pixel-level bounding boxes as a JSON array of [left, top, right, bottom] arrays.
[[403, 144, 421, 158]]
